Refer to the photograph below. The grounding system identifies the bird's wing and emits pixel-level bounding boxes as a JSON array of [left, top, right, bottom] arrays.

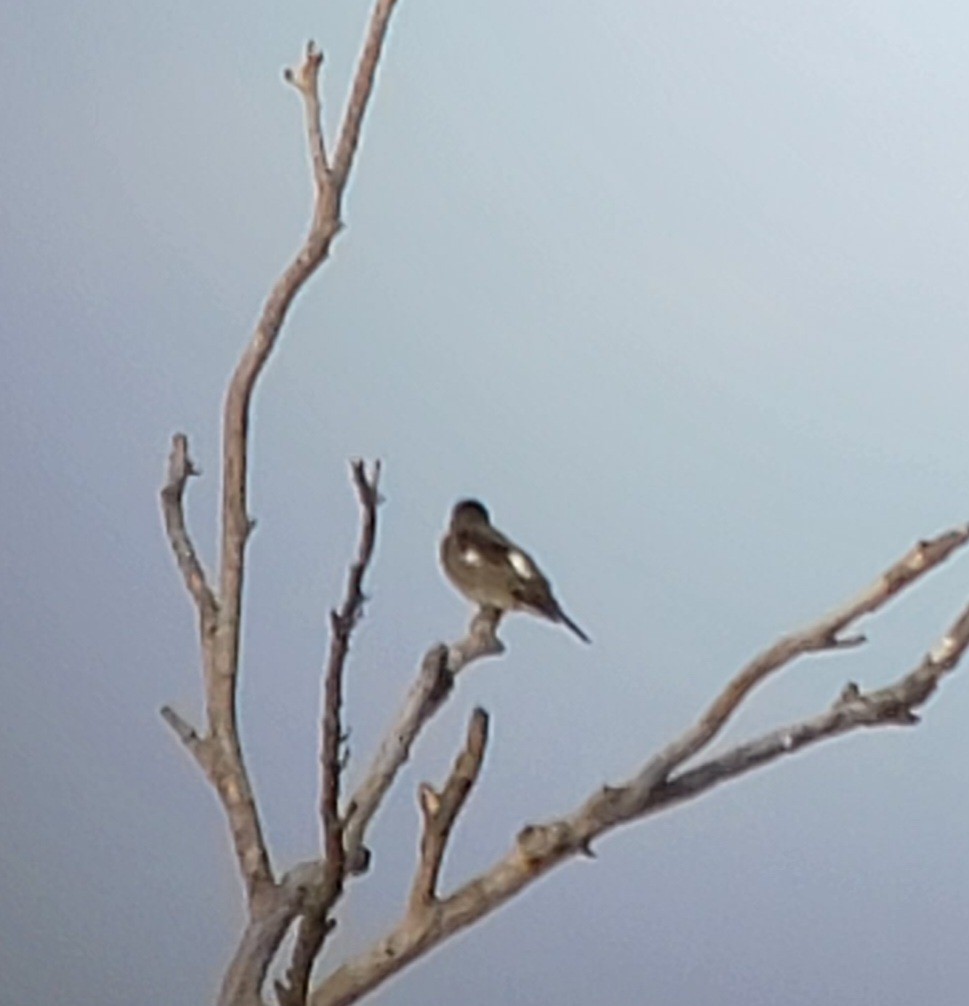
[[509, 575, 557, 616], [510, 580, 591, 642], [455, 524, 519, 567]]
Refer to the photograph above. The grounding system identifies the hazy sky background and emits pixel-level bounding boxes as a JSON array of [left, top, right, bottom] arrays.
[[3, 2, 969, 1003]]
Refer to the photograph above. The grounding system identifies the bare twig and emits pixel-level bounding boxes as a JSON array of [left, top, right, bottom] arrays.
[[410, 708, 489, 911], [284, 42, 330, 184], [277, 462, 382, 1006], [160, 433, 218, 627], [322, 460, 381, 867], [309, 526, 969, 1006], [159, 705, 203, 756], [160, 425, 273, 906], [332, 0, 401, 188]]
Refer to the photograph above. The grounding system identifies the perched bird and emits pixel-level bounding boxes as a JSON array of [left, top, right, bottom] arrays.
[[440, 499, 590, 643]]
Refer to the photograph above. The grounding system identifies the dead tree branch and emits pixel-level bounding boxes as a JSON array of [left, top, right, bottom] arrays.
[[309, 526, 969, 1006], [160, 3, 403, 993], [627, 525, 969, 795], [160, 433, 218, 626], [321, 460, 381, 867], [277, 604, 505, 997], [342, 606, 504, 874], [276, 461, 382, 1006], [284, 44, 330, 185], [159, 4, 969, 1003], [161, 425, 272, 906], [206, 38, 343, 911], [410, 708, 490, 912], [271, 610, 501, 1006], [332, 0, 400, 188]]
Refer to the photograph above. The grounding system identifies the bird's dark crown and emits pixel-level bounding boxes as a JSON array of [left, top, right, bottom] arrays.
[[451, 499, 490, 525]]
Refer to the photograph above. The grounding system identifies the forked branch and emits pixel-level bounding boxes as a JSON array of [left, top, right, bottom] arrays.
[[161, 0, 403, 935], [342, 606, 504, 873], [160, 4, 969, 1004], [627, 525, 969, 795], [309, 525, 969, 1006], [160, 424, 273, 906]]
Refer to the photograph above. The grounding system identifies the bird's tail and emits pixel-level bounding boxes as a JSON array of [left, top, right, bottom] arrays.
[[558, 608, 591, 644]]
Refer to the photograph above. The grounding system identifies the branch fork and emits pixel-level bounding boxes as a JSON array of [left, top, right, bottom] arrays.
[[158, 3, 969, 1002]]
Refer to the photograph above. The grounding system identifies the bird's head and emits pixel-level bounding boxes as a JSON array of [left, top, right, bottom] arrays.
[[451, 499, 490, 526]]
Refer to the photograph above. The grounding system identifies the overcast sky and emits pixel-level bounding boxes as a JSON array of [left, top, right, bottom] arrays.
[[3, 2, 969, 1003]]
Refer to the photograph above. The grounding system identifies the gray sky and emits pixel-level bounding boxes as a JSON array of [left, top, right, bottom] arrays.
[[3, 2, 969, 1003]]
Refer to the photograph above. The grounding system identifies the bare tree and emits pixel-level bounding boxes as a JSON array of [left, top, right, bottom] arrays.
[[159, 6, 969, 1005]]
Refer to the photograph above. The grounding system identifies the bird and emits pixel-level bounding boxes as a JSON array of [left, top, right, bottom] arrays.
[[440, 499, 590, 643]]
